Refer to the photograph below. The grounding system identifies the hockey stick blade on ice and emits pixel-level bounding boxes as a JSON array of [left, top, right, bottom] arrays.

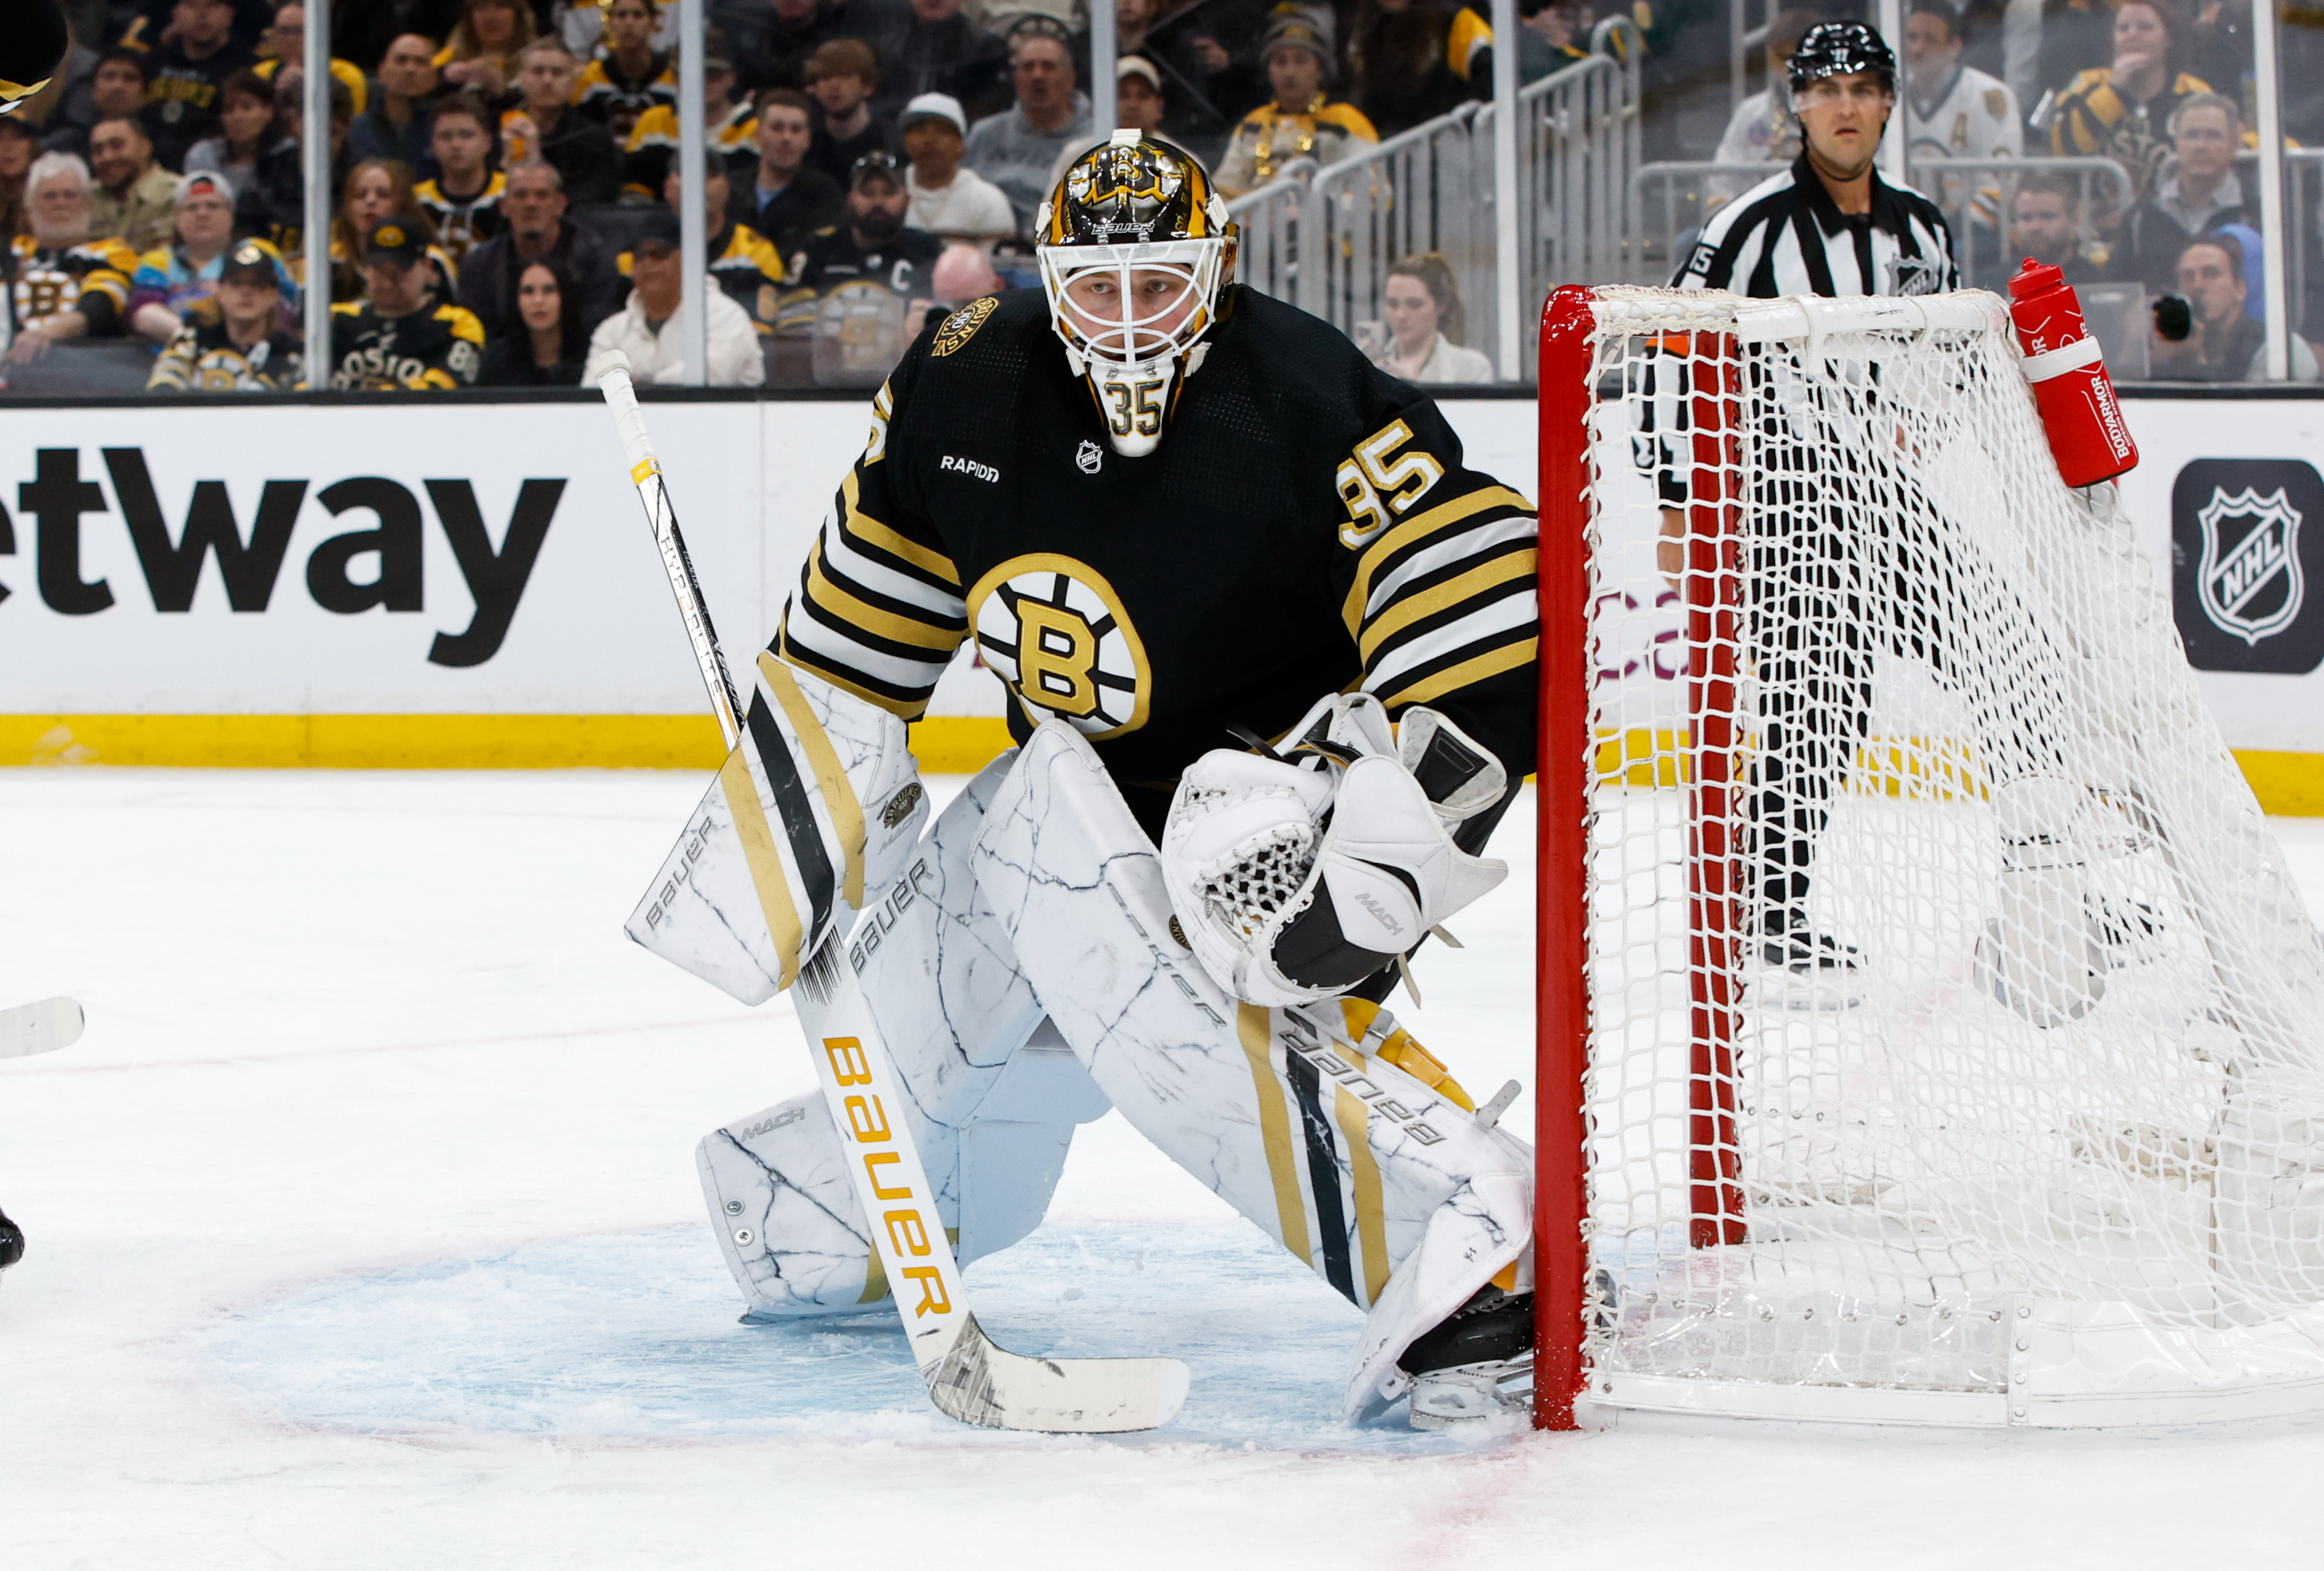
[[596, 356, 1190, 1433], [0, 997, 81, 1060]]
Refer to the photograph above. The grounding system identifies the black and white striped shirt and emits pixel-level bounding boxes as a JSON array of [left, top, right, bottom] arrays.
[[1645, 156, 1959, 504], [1672, 154, 1958, 298]]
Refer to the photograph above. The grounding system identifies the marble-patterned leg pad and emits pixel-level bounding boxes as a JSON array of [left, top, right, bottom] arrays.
[[696, 749, 1114, 1319], [697, 1091, 1084, 1318], [972, 721, 1535, 1419]]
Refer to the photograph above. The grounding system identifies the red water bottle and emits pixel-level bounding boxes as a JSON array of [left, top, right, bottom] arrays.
[[2007, 259, 2137, 488]]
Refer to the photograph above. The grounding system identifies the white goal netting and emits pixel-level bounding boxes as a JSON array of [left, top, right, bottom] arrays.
[[1557, 287, 2324, 1426]]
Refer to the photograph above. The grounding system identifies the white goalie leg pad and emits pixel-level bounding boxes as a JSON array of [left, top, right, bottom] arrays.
[[697, 754, 1112, 1318], [1161, 694, 1509, 1008], [628, 653, 927, 1005], [975, 720, 1533, 1421], [698, 1089, 1094, 1318]]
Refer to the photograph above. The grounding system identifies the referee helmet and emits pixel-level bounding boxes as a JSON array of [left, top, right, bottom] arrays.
[[1786, 20, 1896, 94]]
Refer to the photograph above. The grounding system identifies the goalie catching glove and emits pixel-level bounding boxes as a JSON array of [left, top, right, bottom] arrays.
[[1160, 694, 1509, 1009]]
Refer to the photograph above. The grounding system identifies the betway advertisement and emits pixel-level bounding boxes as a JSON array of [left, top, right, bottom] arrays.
[[0, 396, 2312, 779]]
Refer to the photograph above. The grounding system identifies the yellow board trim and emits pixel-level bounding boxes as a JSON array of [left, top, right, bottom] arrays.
[[1237, 1003, 1313, 1267], [758, 651, 866, 910], [1331, 1069, 1392, 1308], [2236, 750, 2324, 816], [0, 714, 2310, 816], [719, 744, 806, 991]]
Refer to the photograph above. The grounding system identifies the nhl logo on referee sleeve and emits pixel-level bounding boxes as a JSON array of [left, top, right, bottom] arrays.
[[2171, 458, 2324, 674], [966, 554, 1152, 737]]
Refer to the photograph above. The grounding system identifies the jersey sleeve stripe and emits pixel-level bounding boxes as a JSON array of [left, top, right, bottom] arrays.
[[822, 517, 966, 620], [1356, 544, 1536, 664], [772, 627, 934, 720], [1370, 635, 1538, 713], [1363, 588, 1538, 696], [1350, 511, 1537, 635], [803, 545, 967, 653], [841, 483, 961, 586], [1339, 486, 1532, 635]]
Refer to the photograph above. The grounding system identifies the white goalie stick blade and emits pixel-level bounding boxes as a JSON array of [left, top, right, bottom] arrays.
[[795, 939, 1191, 1433], [0, 997, 83, 1059]]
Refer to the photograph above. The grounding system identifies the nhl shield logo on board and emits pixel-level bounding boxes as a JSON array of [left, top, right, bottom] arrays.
[[2171, 458, 2324, 675], [2197, 486, 2303, 646]]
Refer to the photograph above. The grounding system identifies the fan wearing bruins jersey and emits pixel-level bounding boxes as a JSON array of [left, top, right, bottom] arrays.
[[328, 220, 483, 390], [6, 206, 140, 366], [147, 239, 303, 390], [672, 132, 1542, 1433]]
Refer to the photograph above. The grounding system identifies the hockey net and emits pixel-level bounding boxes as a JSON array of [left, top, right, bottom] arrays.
[[1532, 286, 2324, 1428]]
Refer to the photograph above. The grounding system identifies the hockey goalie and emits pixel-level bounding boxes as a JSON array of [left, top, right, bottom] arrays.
[[622, 132, 1540, 1429]]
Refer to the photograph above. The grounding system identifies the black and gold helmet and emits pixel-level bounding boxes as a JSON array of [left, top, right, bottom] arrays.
[[1037, 132, 1236, 457]]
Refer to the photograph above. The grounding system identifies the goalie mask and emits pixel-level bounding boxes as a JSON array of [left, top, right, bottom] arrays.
[[1037, 130, 1236, 458]]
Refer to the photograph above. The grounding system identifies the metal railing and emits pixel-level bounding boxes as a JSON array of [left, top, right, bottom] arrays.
[[1222, 157, 1319, 304], [1226, 18, 1641, 376]]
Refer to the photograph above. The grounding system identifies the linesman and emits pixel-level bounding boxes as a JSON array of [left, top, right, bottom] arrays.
[[1655, 22, 1960, 974]]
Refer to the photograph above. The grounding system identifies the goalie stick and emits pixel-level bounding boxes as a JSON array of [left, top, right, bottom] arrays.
[[0, 997, 81, 1060], [596, 355, 1190, 1434]]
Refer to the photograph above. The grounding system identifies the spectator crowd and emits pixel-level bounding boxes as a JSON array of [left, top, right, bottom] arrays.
[[1, 0, 2319, 389]]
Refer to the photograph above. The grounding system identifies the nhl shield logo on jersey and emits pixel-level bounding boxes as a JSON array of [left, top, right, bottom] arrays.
[[930, 294, 997, 358], [2196, 486, 2304, 646], [2171, 458, 2324, 674], [1076, 438, 1104, 474], [967, 555, 1151, 737]]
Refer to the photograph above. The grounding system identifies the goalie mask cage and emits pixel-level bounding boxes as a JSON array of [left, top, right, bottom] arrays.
[[1530, 285, 2324, 1431]]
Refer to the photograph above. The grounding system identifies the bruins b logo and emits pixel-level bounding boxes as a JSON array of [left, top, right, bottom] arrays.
[[967, 555, 1151, 738]]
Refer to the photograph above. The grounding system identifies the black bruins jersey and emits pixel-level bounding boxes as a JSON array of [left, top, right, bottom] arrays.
[[8, 234, 138, 335], [326, 298, 484, 390], [148, 315, 304, 390], [777, 286, 1538, 834]]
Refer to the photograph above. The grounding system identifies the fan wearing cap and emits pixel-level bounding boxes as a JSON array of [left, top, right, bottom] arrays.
[[898, 92, 1015, 243], [583, 205, 765, 385], [126, 168, 239, 342], [1216, 8, 1379, 196], [757, 131, 1542, 1430], [789, 150, 944, 297], [325, 217, 486, 390], [147, 237, 304, 390], [621, 26, 757, 199]]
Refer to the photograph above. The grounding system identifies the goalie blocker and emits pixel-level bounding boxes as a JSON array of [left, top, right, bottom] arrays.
[[631, 658, 1538, 1425]]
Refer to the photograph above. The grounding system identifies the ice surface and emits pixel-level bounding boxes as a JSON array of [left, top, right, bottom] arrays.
[[0, 770, 2321, 1568]]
